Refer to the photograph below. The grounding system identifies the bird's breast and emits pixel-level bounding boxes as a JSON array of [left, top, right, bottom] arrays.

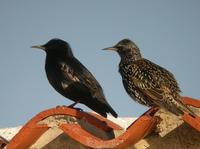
[[45, 61, 63, 87], [45, 67, 59, 86], [119, 62, 133, 78]]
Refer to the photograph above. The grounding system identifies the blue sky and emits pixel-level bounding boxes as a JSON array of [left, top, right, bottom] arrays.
[[0, 0, 200, 127]]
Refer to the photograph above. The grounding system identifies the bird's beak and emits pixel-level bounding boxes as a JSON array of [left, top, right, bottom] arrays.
[[31, 45, 46, 50], [102, 47, 118, 51]]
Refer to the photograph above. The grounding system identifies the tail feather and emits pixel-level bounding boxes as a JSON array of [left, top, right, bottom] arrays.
[[105, 103, 118, 118], [178, 100, 197, 117], [163, 95, 197, 117], [86, 98, 118, 118]]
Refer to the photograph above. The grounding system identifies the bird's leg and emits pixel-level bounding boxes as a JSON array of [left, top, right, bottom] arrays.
[[68, 102, 78, 108], [149, 106, 159, 116], [68, 100, 83, 112], [56, 101, 80, 109]]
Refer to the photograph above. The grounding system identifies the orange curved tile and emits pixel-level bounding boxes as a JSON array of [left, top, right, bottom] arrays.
[[6, 96, 200, 149], [7, 107, 123, 149], [182, 113, 200, 132], [6, 106, 157, 149], [181, 96, 200, 132], [182, 96, 200, 108], [60, 108, 158, 148]]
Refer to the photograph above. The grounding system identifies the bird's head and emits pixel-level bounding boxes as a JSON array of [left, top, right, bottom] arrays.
[[31, 38, 73, 57], [103, 39, 142, 60]]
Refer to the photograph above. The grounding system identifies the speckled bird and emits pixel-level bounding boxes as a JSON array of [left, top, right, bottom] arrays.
[[32, 38, 118, 118], [103, 39, 196, 116]]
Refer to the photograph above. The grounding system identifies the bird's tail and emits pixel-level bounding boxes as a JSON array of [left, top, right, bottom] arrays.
[[163, 96, 198, 117], [104, 102, 118, 118], [178, 100, 198, 117], [87, 98, 118, 118]]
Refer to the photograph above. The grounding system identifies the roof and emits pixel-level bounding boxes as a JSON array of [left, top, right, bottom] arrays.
[[1, 96, 200, 149]]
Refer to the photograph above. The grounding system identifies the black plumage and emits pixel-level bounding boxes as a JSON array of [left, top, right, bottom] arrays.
[[32, 38, 118, 118], [103, 39, 196, 117]]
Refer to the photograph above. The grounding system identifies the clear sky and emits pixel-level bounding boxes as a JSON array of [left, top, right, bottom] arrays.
[[0, 0, 200, 127]]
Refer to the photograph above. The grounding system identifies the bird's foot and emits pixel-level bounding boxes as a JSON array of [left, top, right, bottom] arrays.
[[68, 101, 80, 108], [145, 107, 159, 117], [72, 107, 83, 112], [61, 104, 83, 112], [66, 106, 83, 111]]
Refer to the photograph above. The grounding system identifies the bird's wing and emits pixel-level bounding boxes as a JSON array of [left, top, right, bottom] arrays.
[[129, 59, 179, 101], [59, 61, 80, 89], [60, 59, 106, 101], [126, 59, 196, 116], [72, 59, 106, 99]]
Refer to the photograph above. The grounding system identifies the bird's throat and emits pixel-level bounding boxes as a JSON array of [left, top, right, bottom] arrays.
[[120, 51, 142, 61]]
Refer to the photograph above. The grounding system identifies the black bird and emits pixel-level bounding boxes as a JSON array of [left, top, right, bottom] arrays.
[[103, 39, 196, 117], [32, 38, 118, 118]]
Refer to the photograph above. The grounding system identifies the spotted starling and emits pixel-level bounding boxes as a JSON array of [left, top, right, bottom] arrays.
[[32, 38, 118, 118], [103, 39, 196, 117]]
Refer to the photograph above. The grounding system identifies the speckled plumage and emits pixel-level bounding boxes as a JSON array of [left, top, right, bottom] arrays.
[[104, 39, 195, 116]]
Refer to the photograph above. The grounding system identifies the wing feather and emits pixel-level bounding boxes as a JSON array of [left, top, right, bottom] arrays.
[[59, 59, 106, 103], [127, 59, 180, 101]]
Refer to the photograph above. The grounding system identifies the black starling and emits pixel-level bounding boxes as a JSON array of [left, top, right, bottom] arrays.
[[103, 39, 196, 117], [32, 38, 118, 118]]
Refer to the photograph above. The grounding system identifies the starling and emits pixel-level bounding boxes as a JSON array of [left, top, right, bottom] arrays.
[[103, 39, 196, 117], [32, 38, 118, 118]]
